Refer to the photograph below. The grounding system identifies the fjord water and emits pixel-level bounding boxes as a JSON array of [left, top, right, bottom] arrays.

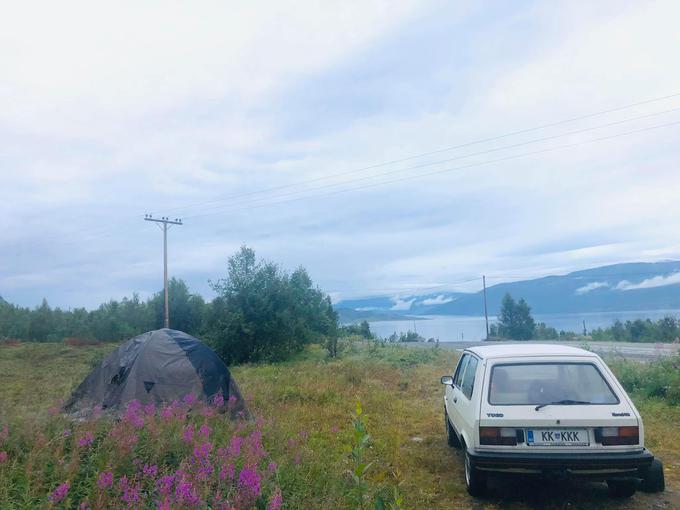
[[368, 309, 680, 342]]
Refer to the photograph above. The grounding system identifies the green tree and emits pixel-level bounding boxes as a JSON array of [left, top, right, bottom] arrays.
[[207, 246, 338, 363], [495, 293, 535, 340]]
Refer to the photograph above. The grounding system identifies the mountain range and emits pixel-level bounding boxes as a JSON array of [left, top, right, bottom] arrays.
[[335, 261, 680, 322]]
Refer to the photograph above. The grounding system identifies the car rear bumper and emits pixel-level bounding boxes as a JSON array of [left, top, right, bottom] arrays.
[[468, 448, 654, 478]]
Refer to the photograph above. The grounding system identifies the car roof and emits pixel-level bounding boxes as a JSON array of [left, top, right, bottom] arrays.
[[465, 343, 598, 359]]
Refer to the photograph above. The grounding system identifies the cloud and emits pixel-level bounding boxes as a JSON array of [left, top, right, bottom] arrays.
[[615, 272, 680, 291], [3, 1, 680, 308], [390, 297, 415, 311], [420, 295, 455, 305], [575, 281, 610, 295]]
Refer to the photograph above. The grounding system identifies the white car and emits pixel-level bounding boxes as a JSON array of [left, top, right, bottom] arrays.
[[441, 344, 665, 497]]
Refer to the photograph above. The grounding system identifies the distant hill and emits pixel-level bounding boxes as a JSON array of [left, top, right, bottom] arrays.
[[335, 261, 680, 320]]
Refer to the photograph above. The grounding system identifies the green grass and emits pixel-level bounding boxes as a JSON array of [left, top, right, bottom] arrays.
[[0, 341, 678, 509]]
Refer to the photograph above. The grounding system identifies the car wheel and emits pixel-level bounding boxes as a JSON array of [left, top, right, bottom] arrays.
[[639, 459, 665, 493], [444, 407, 461, 448], [607, 479, 636, 498], [463, 445, 486, 497]]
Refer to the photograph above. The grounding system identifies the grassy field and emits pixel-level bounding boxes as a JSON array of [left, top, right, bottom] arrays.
[[0, 341, 678, 509]]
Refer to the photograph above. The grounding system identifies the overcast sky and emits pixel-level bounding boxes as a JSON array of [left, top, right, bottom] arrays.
[[2, 0, 680, 309]]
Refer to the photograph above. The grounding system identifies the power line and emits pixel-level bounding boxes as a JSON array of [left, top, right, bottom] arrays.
[[183, 118, 680, 219], [181, 106, 680, 218], [5, 92, 680, 252], [153, 91, 680, 216]]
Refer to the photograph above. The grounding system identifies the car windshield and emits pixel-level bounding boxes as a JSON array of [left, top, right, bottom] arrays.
[[489, 362, 619, 405]]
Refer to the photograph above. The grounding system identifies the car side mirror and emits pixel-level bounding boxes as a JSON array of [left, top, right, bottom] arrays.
[[441, 375, 454, 386]]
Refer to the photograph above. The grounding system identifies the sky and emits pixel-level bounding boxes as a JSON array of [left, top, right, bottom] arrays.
[[2, 0, 680, 309]]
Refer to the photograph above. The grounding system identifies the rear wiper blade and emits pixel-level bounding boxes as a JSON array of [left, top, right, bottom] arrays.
[[535, 399, 592, 411]]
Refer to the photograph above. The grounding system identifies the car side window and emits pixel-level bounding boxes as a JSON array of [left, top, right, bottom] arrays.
[[461, 356, 479, 400], [453, 354, 469, 388]]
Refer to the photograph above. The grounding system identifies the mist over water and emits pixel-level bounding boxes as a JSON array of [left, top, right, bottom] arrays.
[[368, 309, 680, 342]]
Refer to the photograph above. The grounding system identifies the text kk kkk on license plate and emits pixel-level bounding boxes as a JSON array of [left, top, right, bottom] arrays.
[[527, 429, 589, 446]]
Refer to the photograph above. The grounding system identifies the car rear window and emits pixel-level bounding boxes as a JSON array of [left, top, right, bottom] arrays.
[[488, 362, 619, 405]]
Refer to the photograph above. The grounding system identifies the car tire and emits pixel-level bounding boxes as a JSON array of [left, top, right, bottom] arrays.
[[607, 479, 636, 498], [444, 407, 461, 448], [639, 459, 665, 493], [463, 445, 486, 497]]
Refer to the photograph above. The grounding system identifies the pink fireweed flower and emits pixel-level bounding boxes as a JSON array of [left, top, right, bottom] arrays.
[[330, 425, 340, 434], [219, 463, 235, 481], [267, 488, 283, 510], [49, 482, 70, 503], [212, 393, 224, 407], [199, 424, 211, 439], [142, 464, 158, 477], [0, 451, 8, 463], [123, 401, 145, 429], [294, 453, 301, 466], [228, 395, 238, 404], [268, 461, 278, 473], [193, 442, 213, 461], [156, 475, 174, 495], [160, 405, 173, 420], [182, 424, 195, 444], [97, 471, 114, 489], [183, 393, 196, 406], [78, 431, 94, 448], [144, 402, 156, 416], [238, 465, 262, 499], [227, 436, 243, 457], [175, 479, 200, 505], [157, 498, 171, 510]]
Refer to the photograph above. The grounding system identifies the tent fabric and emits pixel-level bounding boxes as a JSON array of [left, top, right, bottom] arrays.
[[64, 329, 246, 417]]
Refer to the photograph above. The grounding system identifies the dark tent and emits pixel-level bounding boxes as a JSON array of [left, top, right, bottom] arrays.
[[64, 329, 246, 417]]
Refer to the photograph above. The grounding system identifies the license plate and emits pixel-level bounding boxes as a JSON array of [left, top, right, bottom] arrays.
[[526, 428, 589, 446]]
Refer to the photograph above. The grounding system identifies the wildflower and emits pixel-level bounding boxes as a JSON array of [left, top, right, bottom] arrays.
[[160, 405, 173, 420], [142, 464, 158, 477], [182, 424, 195, 444], [193, 442, 213, 461], [228, 395, 237, 404], [97, 471, 114, 489], [227, 436, 243, 457], [299, 430, 309, 440], [156, 475, 174, 495], [199, 423, 211, 439], [183, 393, 196, 406], [49, 481, 70, 503], [268, 461, 278, 473], [212, 393, 224, 407], [267, 488, 283, 510], [294, 453, 301, 466], [175, 479, 200, 505], [157, 498, 171, 510], [78, 431, 94, 448], [238, 465, 262, 498], [219, 463, 235, 481], [330, 425, 339, 434], [144, 402, 156, 416], [0, 451, 8, 463], [123, 400, 145, 429]]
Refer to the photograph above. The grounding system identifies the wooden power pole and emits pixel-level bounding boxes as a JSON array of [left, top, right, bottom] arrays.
[[144, 215, 183, 329], [483, 275, 489, 340]]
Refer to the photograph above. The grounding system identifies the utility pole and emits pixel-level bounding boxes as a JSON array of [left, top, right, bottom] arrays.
[[144, 214, 183, 329], [483, 275, 489, 340]]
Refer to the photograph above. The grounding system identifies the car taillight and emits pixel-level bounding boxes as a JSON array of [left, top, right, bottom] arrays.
[[597, 426, 639, 446], [479, 427, 518, 445]]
